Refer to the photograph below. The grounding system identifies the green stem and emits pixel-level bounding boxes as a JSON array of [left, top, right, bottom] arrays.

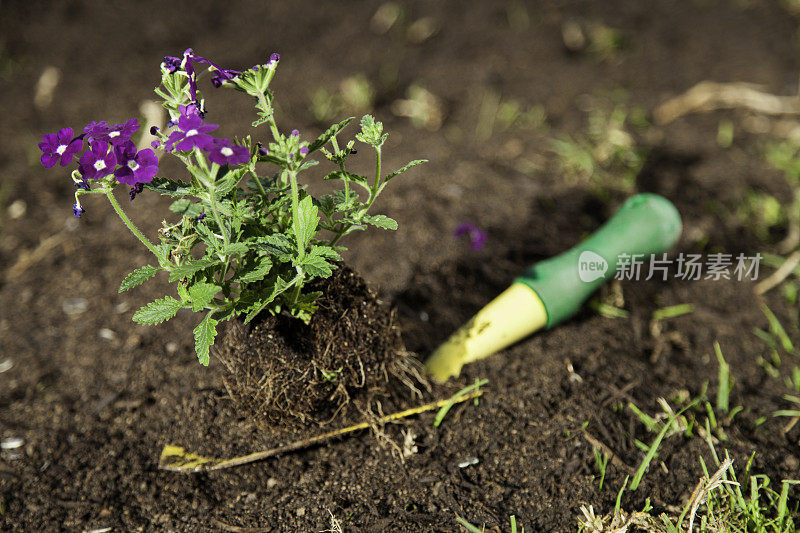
[[105, 188, 164, 264], [260, 92, 282, 142]]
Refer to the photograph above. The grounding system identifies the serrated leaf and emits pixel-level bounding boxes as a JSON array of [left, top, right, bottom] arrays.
[[385, 159, 427, 181], [118, 265, 160, 293], [289, 291, 322, 324], [257, 234, 296, 262], [193, 313, 218, 366], [310, 245, 342, 261], [144, 176, 199, 198], [237, 256, 272, 284], [169, 199, 204, 218], [308, 117, 355, 153], [297, 253, 333, 278], [188, 282, 222, 312], [323, 170, 370, 190], [177, 283, 190, 302], [223, 242, 249, 256], [297, 159, 319, 172], [252, 114, 270, 128], [215, 167, 248, 198], [244, 276, 292, 323], [293, 195, 319, 253], [356, 114, 386, 147], [168, 258, 218, 282], [363, 214, 398, 230], [132, 296, 184, 325]]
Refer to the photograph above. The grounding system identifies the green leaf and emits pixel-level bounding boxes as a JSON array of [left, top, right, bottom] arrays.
[[169, 199, 204, 218], [385, 159, 427, 181], [308, 117, 355, 153], [237, 256, 273, 284], [257, 234, 296, 262], [144, 176, 199, 198], [215, 167, 248, 198], [118, 265, 160, 293], [293, 195, 319, 253], [132, 296, 184, 325], [188, 282, 221, 312], [193, 313, 218, 366], [323, 170, 370, 190], [168, 258, 218, 282], [177, 283, 190, 302], [223, 242, 249, 256], [310, 245, 342, 261], [244, 276, 292, 323], [363, 214, 398, 230], [289, 291, 322, 324], [297, 159, 319, 172], [297, 254, 333, 278], [355, 114, 386, 148]]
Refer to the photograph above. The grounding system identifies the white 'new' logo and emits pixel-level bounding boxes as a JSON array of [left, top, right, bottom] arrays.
[[578, 250, 608, 282]]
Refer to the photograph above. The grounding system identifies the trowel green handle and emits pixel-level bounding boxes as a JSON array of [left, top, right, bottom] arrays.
[[517, 193, 682, 328], [425, 193, 682, 382]]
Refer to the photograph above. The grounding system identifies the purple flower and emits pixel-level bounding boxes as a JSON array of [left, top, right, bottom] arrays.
[[291, 129, 299, 137], [83, 120, 110, 138], [179, 103, 202, 118], [162, 55, 182, 73], [73, 203, 84, 217], [151, 140, 161, 150], [257, 145, 268, 156], [165, 113, 218, 152], [129, 183, 145, 201], [299, 147, 309, 156], [454, 222, 488, 251], [270, 53, 280, 62], [83, 119, 139, 146], [206, 138, 250, 166], [78, 140, 116, 180], [107, 118, 139, 145], [38, 127, 83, 168], [114, 143, 158, 185], [195, 212, 207, 225]]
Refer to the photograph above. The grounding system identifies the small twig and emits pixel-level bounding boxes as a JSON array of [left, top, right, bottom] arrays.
[[159, 387, 485, 473], [654, 81, 800, 125], [755, 249, 800, 295], [5, 232, 66, 281], [210, 518, 271, 532], [583, 432, 634, 473]]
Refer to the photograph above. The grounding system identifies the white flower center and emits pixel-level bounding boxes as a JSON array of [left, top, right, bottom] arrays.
[[220, 147, 234, 157], [56, 144, 67, 155], [127, 160, 140, 171], [93, 160, 107, 171], [108, 131, 121, 138], [186, 129, 198, 137]]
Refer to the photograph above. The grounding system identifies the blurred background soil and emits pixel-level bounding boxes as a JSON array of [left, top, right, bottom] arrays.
[[1, 0, 800, 530]]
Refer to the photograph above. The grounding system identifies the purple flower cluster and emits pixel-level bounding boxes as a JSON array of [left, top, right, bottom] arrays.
[[161, 49, 243, 109], [39, 118, 160, 216], [454, 222, 488, 251], [162, 105, 249, 166]]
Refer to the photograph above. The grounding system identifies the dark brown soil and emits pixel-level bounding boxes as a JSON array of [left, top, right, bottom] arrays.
[[2, 1, 800, 531], [216, 264, 426, 428]]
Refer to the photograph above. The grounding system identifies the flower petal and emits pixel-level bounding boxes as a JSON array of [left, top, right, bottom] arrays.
[[41, 152, 59, 168]]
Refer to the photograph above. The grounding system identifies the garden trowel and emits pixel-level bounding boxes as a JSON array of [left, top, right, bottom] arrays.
[[424, 193, 682, 382]]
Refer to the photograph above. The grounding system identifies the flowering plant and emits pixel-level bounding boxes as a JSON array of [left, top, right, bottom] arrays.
[[40, 50, 426, 365]]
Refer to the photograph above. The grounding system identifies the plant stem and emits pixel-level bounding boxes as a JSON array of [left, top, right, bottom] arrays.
[[104, 188, 164, 264]]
